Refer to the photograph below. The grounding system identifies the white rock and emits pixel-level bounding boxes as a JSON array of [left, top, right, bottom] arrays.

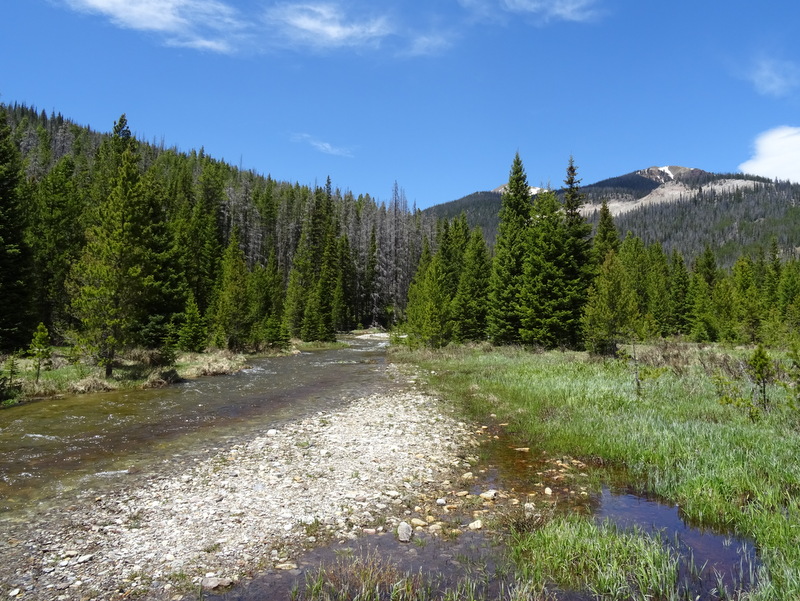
[[468, 520, 483, 530], [397, 521, 413, 542]]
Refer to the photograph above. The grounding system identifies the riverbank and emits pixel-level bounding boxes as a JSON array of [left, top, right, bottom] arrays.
[[392, 343, 800, 600], [0, 363, 485, 600], [3, 338, 357, 406]]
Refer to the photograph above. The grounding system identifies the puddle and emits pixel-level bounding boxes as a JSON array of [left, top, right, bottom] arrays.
[[475, 428, 759, 599], [597, 487, 758, 597], [200, 531, 511, 601]]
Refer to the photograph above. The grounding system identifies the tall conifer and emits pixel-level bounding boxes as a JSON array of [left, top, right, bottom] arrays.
[[487, 153, 530, 344], [0, 109, 34, 350]]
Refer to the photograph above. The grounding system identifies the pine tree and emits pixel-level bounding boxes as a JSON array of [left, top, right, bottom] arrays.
[[667, 250, 691, 335], [0, 109, 35, 351], [591, 199, 619, 267], [69, 136, 152, 377], [26, 155, 84, 331], [208, 231, 252, 351], [405, 253, 451, 348], [28, 322, 52, 384], [519, 190, 572, 348], [582, 251, 640, 355], [450, 228, 491, 342], [560, 157, 593, 347], [487, 153, 531, 344], [177, 292, 207, 353]]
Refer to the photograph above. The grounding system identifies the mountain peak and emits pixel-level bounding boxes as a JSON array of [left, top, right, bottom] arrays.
[[636, 165, 704, 184]]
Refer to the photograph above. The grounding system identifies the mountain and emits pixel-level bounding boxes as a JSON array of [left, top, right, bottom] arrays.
[[424, 166, 800, 267]]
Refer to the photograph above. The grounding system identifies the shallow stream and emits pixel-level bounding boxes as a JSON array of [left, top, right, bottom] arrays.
[[0, 339, 759, 599], [0, 336, 390, 516]]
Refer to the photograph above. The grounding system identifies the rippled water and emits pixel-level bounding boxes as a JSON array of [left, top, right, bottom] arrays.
[[0, 336, 390, 514]]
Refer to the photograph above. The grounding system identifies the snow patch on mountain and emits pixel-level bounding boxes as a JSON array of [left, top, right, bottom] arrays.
[[582, 178, 763, 218]]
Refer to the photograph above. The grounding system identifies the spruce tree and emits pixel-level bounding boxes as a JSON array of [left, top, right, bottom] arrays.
[[667, 250, 691, 335], [28, 322, 52, 384], [450, 228, 491, 342], [177, 292, 207, 352], [405, 253, 451, 348], [519, 190, 572, 348], [487, 153, 531, 344], [69, 138, 152, 377], [0, 109, 35, 350], [582, 251, 639, 355], [208, 231, 252, 351], [560, 157, 593, 347], [591, 199, 619, 267]]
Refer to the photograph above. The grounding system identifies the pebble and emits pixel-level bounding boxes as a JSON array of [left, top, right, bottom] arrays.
[[0, 387, 474, 601], [397, 522, 413, 542]]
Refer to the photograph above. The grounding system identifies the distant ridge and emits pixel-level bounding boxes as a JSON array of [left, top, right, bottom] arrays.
[[424, 166, 797, 266]]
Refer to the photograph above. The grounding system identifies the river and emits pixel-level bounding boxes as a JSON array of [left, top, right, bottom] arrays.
[[0, 335, 390, 516]]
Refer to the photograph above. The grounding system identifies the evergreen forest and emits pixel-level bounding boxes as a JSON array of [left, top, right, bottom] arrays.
[[3, 103, 800, 383], [0, 104, 433, 375]]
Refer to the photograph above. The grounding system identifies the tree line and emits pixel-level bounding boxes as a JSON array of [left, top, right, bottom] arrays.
[[0, 104, 434, 375], [3, 102, 799, 376], [402, 154, 800, 353]]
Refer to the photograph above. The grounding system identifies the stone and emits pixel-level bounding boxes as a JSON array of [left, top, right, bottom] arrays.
[[544, 487, 553, 496], [479, 490, 498, 500], [397, 521, 413, 542], [468, 520, 483, 530], [410, 518, 427, 527], [201, 577, 233, 589], [266, 429, 278, 437], [436, 498, 447, 506], [275, 563, 298, 570], [461, 472, 474, 481]]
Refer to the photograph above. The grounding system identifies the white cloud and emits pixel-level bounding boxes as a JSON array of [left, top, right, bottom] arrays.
[[265, 3, 391, 49], [458, 0, 600, 22], [62, 0, 246, 53], [739, 126, 800, 183], [747, 57, 800, 97], [293, 133, 354, 157], [402, 33, 453, 57]]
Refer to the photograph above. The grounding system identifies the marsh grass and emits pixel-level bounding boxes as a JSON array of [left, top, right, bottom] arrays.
[[391, 343, 800, 600], [292, 549, 553, 601], [511, 514, 679, 600]]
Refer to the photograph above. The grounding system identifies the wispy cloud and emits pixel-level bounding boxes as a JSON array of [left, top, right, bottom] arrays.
[[739, 126, 800, 183], [264, 3, 391, 50], [293, 133, 354, 157], [458, 0, 601, 23], [403, 32, 453, 57], [747, 56, 800, 97], [62, 0, 247, 53]]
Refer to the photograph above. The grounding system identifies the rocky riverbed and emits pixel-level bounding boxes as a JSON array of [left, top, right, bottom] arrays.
[[1, 364, 486, 600]]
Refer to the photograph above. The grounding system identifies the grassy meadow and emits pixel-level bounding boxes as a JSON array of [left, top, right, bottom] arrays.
[[391, 342, 800, 600]]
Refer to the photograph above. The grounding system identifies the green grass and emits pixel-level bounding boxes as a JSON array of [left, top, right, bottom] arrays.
[[511, 514, 679, 600], [391, 342, 800, 600]]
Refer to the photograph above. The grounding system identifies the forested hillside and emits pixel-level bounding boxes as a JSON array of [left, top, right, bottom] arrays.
[[425, 167, 800, 268], [0, 104, 434, 368], [404, 155, 800, 353]]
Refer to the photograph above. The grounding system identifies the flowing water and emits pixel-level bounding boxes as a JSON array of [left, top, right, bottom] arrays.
[[0, 336, 391, 516], [0, 340, 759, 599]]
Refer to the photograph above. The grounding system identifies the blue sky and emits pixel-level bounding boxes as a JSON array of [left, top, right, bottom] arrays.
[[3, 0, 800, 208]]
